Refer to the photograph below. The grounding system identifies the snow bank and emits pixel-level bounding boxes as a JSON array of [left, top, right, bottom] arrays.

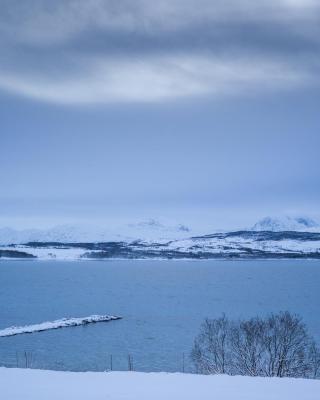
[[0, 315, 121, 337], [0, 368, 319, 400]]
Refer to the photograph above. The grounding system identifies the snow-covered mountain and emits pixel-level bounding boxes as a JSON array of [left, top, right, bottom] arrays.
[[1, 216, 320, 259], [1, 230, 320, 260], [126, 219, 190, 239], [0, 219, 191, 245], [0, 225, 106, 245], [251, 216, 320, 232]]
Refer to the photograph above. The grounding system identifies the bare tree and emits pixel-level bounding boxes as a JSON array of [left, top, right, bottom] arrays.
[[191, 314, 231, 374], [262, 312, 311, 378], [230, 317, 266, 377], [309, 342, 320, 379], [191, 312, 320, 379]]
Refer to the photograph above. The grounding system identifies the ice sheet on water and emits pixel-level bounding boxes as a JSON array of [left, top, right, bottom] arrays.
[[0, 315, 122, 337]]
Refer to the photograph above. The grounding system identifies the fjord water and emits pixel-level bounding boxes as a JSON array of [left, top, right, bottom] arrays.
[[0, 260, 319, 372]]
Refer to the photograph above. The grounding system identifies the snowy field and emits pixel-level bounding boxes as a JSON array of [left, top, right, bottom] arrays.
[[1, 368, 319, 400]]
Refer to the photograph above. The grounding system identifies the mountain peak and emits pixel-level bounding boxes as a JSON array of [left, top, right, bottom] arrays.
[[251, 216, 319, 232]]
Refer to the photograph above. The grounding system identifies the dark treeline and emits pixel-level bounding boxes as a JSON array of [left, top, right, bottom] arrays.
[[192, 312, 320, 379]]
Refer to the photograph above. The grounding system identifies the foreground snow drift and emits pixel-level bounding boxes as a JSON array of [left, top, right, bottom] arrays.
[[0, 368, 319, 400], [0, 315, 121, 337]]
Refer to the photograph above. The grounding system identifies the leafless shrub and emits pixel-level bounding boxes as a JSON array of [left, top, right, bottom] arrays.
[[309, 342, 320, 379], [191, 312, 320, 379], [261, 312, 311, 378], [230, 317, 266, 377], [191, 314, 231, 374]]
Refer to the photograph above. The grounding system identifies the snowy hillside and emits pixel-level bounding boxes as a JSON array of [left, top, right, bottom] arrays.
[[1, 368, 319, 400], [0, 216, 320, 259], [0, 220, 191, 245], [1, 230, 320, 259], [1, 216, 319, 247]]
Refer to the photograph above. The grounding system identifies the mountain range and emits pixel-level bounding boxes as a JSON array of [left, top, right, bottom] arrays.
[[0, 216, 319, 260], [251, 216, 319, 232], [0, 216, 319, 245]]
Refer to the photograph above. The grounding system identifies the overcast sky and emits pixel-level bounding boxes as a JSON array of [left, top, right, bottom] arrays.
[[1, 0, 319, 230]]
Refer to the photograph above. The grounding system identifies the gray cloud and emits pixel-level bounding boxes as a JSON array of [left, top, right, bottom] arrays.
[[0, 54, 313, 103], [0, 0, 319, 103], [2, 1, 320, 44]]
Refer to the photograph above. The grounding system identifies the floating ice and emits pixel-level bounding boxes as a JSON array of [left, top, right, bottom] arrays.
[[0, 315, 122, 337]]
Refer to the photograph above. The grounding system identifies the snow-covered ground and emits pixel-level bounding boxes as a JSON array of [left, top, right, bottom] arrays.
[[0, 245, 100, 260], [0, 315, 121, 337], [1, 231, 320, 260], [158, 236, 320, 254], [0, 368, 319, 400]]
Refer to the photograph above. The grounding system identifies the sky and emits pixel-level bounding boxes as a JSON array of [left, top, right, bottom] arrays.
[[0, 0, 320, 231]]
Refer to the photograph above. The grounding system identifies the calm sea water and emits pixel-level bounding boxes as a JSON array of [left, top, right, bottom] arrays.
[[0, 259, 319, 372]]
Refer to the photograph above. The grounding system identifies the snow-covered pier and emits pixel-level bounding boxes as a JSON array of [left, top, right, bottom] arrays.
[[0, 315, 122, 337]]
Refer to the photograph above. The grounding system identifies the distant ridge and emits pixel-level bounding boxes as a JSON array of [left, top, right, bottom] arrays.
[[0, 220, 191, 245], [251, 216, 319, 232]]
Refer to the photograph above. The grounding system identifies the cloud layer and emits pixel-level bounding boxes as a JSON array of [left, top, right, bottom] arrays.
[[0, 0, 319, 104]]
